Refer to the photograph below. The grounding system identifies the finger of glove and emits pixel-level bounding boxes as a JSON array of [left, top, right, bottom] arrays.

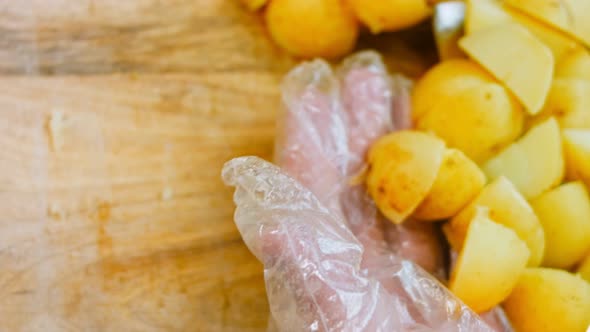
[[338, 50, 394, 175], [275, 59, 349, 215], [223, 156, 420, 331]]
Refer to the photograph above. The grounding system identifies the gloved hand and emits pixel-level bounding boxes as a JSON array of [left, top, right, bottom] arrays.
[[223, 51, 509, 331]]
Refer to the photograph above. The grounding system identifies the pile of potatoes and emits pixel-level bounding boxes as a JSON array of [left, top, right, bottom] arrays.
[[366, 0, 590, 331], [240, 0, 433, 58]]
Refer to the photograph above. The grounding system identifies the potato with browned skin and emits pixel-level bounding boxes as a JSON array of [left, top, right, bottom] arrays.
[[266, 0, 359, 59]]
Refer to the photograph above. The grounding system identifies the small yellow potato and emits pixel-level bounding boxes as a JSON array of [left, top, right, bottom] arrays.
[[466, 0, 578, 62], [503, 268, 590, 332], [563, 129, 590, 187], [348, 0, 431, 34], [266, 0, 359, 58], [366, 131, 446, 224], [445, 176, 544, 267], [531, 79, 590, 129], [240, 0, 268, 10], [413, 148, 486, 221], [530, 182, 590, 269], [483, 118, 564, 199], [449, 208, 530, 313], [459, 23, 554, 115], [578, 253, 590, 283], [504, 0, 590, 47], [413, 59, 524, 163], [556, 48, 590, 80]]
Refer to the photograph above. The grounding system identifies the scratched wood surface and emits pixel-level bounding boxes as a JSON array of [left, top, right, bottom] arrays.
[[0, 0, 435, 331]]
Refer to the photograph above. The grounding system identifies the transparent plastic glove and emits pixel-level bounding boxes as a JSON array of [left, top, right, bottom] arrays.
[[223, 51, 503, 331]]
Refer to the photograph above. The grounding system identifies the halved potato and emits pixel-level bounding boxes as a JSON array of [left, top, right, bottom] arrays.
[[459, 23, 554, 115], [530, 182, 590, 269], [563, 129, 590, 187], [503, 268, 590, 332], [483, 117, 564, 199], [413, 148, 486, 221], [413, 60, 524, 163], [556, 48, 590, 80], [531, 79, 590, 129], [366, 131, 446, 224], [449, 208, 530, 313], [445, 176, 545, 266]]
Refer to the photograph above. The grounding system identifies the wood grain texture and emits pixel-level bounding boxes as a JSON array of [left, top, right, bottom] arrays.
[[0, 0, 435, 330]]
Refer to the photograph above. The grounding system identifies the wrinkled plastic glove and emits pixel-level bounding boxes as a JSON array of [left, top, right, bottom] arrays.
[[222, 51, 508, 332]]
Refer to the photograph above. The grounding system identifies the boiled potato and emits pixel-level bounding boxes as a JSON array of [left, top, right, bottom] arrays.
[[556, 48, 590, 80], [413, 148, 486, 221], [445, 176, 545, 267], [504, 0, 590, 47], [459, 23, 554, 115], [530, 182, 590, 269], [240, 0, 268, 10], [531, 79, 590, 129], [466, 0, 578, 62], [266, 0, 359, 58], [483, 118, 564, 199], [578, 253, 590, 283], [503, 268, 590, 332], [413, 60, 524, 163], [449, 208, 530, 313], [366, 131, 446, 224], [563, 129, 590, 187], [348, 0, 431, 34]]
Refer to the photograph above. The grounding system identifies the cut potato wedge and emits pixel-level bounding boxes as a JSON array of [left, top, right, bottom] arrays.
[[503, 268, 590, 332], [532, 79, 590, 129], [445, 176, 544, 267], [556, 48, 590, 80], [413, 60, 524, 163], [366, 131, 446, 224], [530, 182, 590, 269], [563, 129, 590, 187], [413, 148, 486, 221], [466, 0, 578, 62], [504, 0, 590, 47], [459, 23, 554, 115], [483, 117, 564, 199], [449, 208, 530, 313]]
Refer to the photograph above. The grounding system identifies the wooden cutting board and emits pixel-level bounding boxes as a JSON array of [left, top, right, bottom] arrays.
[[0, 1, 435, 331]]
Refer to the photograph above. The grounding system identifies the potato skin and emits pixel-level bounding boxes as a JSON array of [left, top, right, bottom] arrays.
[[412, 60, 524, 163], [366, 131, 445, 224], [266, 0, 359, 58], [348, 0, 432, 34]]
